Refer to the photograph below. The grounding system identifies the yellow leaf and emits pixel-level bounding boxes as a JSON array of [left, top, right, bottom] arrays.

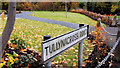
[[21, 49, 27, 52], [59, 59, 62, 63], [1, 12, 5, 20], [69, 47, 74, 50], [9, 56, 14, 64], [93, 40, 96, 44], [24, 30, 27, 32], [52, 58, 55, 61], [0, 63, 4, 68], [33, 58, 37, 61], [73, 62, 76, 66], [14, 58, 18, 61], [51, 62, 55, 65], [0, 61, 6, 68], [0, 58, 4, 62]]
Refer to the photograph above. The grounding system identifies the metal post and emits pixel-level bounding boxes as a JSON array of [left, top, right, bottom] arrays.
[[78, 24, 84, 68], [44, 35, 51, 68], [78, 41, 83, 68], [111, 14, 117, 26], [65, 0, 67, 18], [97, 18, 101, 27], [46, 61, 51, 68]]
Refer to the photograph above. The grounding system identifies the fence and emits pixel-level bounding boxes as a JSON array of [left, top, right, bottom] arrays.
[[98, 18, 117, 36], [96, 37, 120, 68], [70, 9, 118, 27], [95, 19, 120, 67]]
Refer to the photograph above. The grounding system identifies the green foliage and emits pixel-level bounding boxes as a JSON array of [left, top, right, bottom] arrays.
[[86, 2, 120, 14], [2, 2, 8, 10], [11, 37, 27, 50], [79, 2, 85, 8], [16, 55, 31, 66], [1, 2, 79, 11], [111, 5, 118, 13], [0, 36, 43, 67], [7, 62, 12, 68], [13, 51, 18, 57]]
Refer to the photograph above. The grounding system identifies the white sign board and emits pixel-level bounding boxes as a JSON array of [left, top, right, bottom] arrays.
[[41, 25, 88, 62]]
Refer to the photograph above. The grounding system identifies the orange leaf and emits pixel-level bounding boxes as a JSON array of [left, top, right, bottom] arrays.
[[0, 58, 4, 62], [73, 62, 76, 66]]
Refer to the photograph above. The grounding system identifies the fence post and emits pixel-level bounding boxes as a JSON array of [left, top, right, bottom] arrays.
[[78, 24, 84, 68], [43, 35, 51, 68], [97, 18, 101, 27], [114, 22, 120, 62], [111, 14, 117, 26]]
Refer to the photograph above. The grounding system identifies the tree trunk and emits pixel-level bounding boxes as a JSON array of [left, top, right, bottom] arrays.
[[0, 2, 16, 59], [52, 2, 54, 13]]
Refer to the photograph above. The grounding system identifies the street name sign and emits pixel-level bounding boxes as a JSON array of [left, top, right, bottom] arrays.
[[41, 25, 89, 63]]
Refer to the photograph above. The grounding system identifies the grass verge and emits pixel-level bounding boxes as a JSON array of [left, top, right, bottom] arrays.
[[30, 11, 97, 26], [0, 19, 93, 66]]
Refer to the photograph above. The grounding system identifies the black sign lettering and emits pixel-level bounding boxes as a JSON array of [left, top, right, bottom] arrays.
[[45, 47, 48, 56]]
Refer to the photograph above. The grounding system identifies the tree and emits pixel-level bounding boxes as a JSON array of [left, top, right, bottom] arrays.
[[79, 2, 84, 9], [0, 2, 16, 59], [2, 2, 8, 10]]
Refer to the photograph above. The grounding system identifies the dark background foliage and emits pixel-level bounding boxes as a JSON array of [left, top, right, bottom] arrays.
[[1, 2, 120, 15]]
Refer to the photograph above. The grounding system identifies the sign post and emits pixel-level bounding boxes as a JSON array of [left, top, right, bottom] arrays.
[[78, 41, 83, 68], [41, 24, 89, 67], [78, 24, 84, 68]]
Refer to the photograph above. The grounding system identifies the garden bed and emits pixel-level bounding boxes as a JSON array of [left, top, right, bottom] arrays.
[[70, 9, 115, 26]]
